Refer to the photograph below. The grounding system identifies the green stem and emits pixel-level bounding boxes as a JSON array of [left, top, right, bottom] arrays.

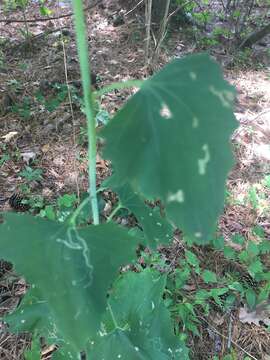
[[106, 203, 123, 223], [72, 0, 99, 225], [69, 197, 89, 227], [107, 303, 128, 332], [108, 303, 118, 329], [94, 80, 144, 99]]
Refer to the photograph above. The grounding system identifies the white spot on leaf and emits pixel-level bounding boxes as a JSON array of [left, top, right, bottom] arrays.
[[192, 116, 199, 128], [160, 103, 172, 119], [209, 85, 234, 108], [167, 190, 184, 203], [74, 310, 81, 320], [194, 232, 202, 238], [189, 72, 197, 81], [198, 144, 210, 175]]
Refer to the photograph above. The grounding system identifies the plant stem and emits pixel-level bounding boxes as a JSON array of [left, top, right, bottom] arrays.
[[153, 0, 171, 62], [106, 203, 123, 223], [93, 80, 144, 99], [107, 303, 128, 332], [108, 303, 118, 329], [69, 197, 89, 227], [72, 0, 99, 225]]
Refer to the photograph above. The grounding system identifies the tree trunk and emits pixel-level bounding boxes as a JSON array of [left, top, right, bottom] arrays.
[[240, 22, 270, 48]]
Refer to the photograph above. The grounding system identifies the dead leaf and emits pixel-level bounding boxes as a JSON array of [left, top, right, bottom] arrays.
[[41, 144, 50, 153], [21, 151, 37, 164], [103, 200, 112, 216], [239, 303, 270, 327], [42, 344, 57, 358], [1, 131, 18, 143], [209, 313, 225, 326], [96, 153, 107, 169]]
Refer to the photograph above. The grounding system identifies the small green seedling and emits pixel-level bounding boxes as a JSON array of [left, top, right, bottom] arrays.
[[19, 166, 43, 182]]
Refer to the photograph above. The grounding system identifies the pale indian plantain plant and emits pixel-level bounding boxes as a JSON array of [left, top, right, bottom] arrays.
[[0, 0, 237, 358]]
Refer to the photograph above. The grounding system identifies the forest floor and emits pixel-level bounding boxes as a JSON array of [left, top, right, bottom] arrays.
[[0, 0, 270, 359]]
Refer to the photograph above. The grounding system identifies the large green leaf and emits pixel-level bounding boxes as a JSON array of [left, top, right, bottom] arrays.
[[103, 177, 173, 247], [88, 269, 189, 359], [101, 54, 237, 243], [0, 213, 138, 355], [5, 287, 74, 358]]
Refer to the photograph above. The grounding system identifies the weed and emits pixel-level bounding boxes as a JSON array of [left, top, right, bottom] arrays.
[[19, 166, 43, 182], [11, 97, 32, 119], [0, 7, 257, 357]]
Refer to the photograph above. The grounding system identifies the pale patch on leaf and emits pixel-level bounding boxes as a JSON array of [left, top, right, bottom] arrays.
[[192, 116, 199, 128], [189, 72, 197, 81], [167, 190, 185, 203], [198, 144, 210, 175], [160, 103, 172, 119], [209, 86, 234, 108]]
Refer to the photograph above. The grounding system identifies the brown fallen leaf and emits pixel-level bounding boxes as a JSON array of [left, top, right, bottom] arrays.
[[41, 144, 51, 153]]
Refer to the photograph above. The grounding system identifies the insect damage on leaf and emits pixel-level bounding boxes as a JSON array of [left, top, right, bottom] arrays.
[[160, 103, 172, 119]]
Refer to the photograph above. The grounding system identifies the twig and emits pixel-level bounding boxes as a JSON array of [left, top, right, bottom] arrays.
[[219, 0, 226, 12], [250, 107, 270, 122], [32, 27, 69, 39], [152, 0, 191, 64], [145, 0, 153, 64], [165, 0, 191, 29], [227, 311, 232, 349], [125, 0, 144, 16], [152, 0, 171, 62], [198, 315, 259, 360], [0, 0, 102, 23]]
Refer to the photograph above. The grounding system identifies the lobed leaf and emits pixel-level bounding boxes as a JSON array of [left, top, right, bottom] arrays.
[[88, 269, 189, 359], [0, 213, 139, 356], [101, 54, 237, 243]]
